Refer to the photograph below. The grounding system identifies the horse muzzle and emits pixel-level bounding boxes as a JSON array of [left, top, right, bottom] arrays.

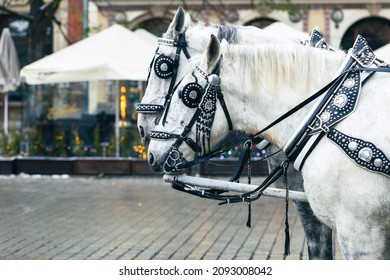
[[162, 148, 188, 174]]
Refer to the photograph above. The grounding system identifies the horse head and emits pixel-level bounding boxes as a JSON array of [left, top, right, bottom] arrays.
[[137, 6, 296, 146], [147, 35, 231, 173], [137, 6, 201, 145]]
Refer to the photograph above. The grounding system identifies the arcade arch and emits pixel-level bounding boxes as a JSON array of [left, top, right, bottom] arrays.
[[340, 16, 390, 51]]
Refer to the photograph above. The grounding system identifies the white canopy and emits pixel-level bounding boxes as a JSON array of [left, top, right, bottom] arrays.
[[134, 28, 158, 45], [264, 22, 309, 42], [20, 24, 156, 84]]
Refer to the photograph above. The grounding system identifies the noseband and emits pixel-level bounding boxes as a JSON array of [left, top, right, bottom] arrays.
[[150, 59, 233, 173], [136, 33, 191, 116]]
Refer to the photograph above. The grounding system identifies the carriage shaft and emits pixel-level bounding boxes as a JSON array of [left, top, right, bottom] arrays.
[[163, 174, 308, 202]]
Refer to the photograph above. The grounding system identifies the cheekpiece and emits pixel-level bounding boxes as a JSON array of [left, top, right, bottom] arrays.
[[351, 35, 376, 67], [196, 83, 218, 154], [327, 128, 390, 177], [154, 55, 174, 79], [181, 82, 203, 108]]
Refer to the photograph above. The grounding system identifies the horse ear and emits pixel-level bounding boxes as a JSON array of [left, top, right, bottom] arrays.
[[206, 34, 221, 69], [164, 6, 187, 39]]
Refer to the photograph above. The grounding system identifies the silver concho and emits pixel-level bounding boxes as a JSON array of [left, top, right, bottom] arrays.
[[348, 141, 358, 151], [204, 100, 213, 110], [189, 90, 197, 99], [343, 78, 355, 88], [160, 63, 168, 72], [208, 74, 220, 86], [333, 94, 348, 108], [358, 147, 373, 162]]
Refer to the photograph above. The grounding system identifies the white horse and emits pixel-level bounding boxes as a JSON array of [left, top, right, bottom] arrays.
[[147, 35, 390, 259], [137, 6, 295, 144], [138, 7, 334, 259]]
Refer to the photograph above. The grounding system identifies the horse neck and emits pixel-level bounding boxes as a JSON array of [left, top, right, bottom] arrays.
[[220, 45, 347, 147]]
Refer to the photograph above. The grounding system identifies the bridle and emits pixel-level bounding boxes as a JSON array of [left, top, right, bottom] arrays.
[[149, 58, 233, 173], [136, 33, 191, 120]]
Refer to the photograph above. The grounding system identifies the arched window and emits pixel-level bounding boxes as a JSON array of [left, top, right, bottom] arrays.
[[340, 17, 390, 51], [136, 18, 171, 37], [244, 17, 276, 29]]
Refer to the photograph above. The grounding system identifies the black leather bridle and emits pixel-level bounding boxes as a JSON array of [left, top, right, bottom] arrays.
[[149, 59, 233, 173], [136, 33, 191, 118]]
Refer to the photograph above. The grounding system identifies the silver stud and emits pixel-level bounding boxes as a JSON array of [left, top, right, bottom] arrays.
[[348, 141, 358, 151], [374, 158, 383, 168], [208, 74, 220, 86]]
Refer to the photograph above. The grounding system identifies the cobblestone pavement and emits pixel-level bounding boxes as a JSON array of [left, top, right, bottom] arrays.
[[0, 175, 342, 260]]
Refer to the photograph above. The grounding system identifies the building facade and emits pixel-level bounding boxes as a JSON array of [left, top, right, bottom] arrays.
[[89, 0, 390, 51], [1, 0, 390, 158]]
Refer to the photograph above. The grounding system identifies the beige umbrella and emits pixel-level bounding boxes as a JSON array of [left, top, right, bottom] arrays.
[[0, 28, 21, 135]]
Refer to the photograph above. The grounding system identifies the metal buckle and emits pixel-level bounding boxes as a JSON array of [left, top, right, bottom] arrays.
[[308, 115, 330, 134]]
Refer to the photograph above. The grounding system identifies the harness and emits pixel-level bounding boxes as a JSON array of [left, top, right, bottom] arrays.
[[136, 33, 191, 116], [149, 58, 234, 173], [157, 34, 390, 205], [284, 35, 390, 177]]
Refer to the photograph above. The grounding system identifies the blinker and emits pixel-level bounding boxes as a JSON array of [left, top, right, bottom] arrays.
[[154, 55, 174, 79], [181, 82, 203, 108]]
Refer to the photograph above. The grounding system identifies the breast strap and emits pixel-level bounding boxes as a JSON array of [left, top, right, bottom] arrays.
[[327, 129, 390, 177], [283, 35, 390, 173]]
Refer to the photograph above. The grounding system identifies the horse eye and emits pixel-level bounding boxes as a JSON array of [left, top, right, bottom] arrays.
[[154, 116, 161, 125]]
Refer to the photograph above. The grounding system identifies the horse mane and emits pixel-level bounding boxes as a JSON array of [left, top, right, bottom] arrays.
[[222, 43, 347, 93], [214, 25, 239, 44]]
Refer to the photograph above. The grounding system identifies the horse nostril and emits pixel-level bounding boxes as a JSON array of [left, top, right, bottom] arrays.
[[148, 153, 155, 165], [139, 126, 145, 138]]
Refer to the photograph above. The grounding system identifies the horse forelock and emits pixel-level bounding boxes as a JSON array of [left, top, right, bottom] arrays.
[[214, 25, 239, 44]]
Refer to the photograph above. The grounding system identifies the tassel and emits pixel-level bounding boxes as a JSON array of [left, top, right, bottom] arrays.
[[246, 199, 252, 228], [284, 198, 290, 256], [246, 149, 252, 228], [283, 161, 290, 256]]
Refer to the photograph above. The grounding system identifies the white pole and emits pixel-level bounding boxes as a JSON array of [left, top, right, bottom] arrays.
[[115, 81, 120, 157], [163, 174, 308, 202], [4, 92, 8, 135], [83, 0, 89, 38]]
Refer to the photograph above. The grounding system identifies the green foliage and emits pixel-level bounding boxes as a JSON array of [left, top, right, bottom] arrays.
[[0, 130, 20, 156]]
